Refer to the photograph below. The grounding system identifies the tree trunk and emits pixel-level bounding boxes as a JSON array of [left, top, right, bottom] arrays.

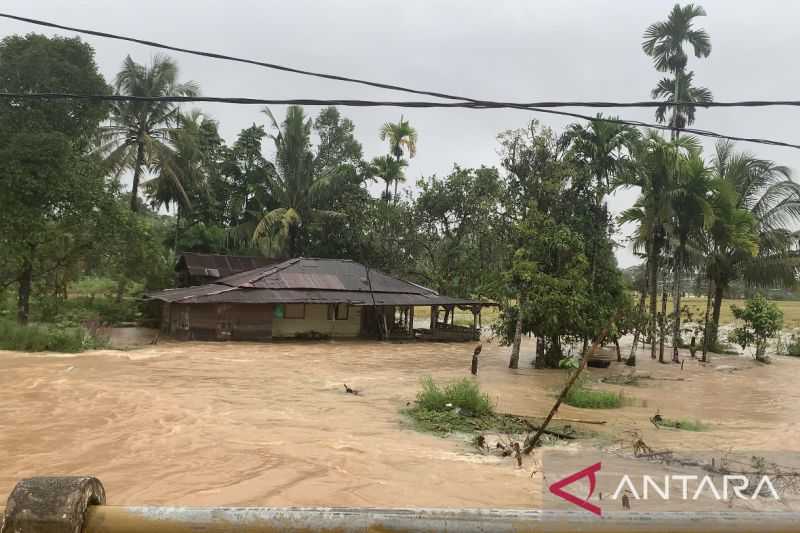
[[16, 259, 33, 325], [701, 278, 713, 363], [672, 244, 682, 363], [710, 284, 724, 349], [625, 260, 650, 366], [614, 337, 622, 362], [173, 204, 181, 253], [648, 237, 659, 360], [509, 313, 522, 369], [659, 276, 667, 364], [394, 179, 399, 201], [130, 141, 145, 212], [384, 180, 390, 200]]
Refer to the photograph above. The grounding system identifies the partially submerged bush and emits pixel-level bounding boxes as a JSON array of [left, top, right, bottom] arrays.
[[0, 320, 100, 353], [728, 295, 783, 363], [415, 376, 493, 416], [658, 418, 707, 431], [564, 386, 625, 409]]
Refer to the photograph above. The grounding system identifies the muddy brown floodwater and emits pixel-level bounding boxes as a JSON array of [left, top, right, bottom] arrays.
[[2, 338, 800, 510]]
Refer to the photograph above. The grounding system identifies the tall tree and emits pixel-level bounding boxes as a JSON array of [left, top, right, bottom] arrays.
[[667, 149, 715, 361], [642, 3, 711, 116], [0, 34, 113, 323], [705, 141, 800, 346], [101, 55, 199, 211], [251, 106, 348, 257], [379, 115, 417, 200]]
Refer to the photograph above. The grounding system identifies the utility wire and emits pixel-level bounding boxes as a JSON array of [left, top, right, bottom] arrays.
[[2, 92, 800, 150], [2, 12, 800, 110]]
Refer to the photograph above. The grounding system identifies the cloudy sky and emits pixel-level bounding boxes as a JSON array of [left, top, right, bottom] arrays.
[[2, 1, 798, 267]]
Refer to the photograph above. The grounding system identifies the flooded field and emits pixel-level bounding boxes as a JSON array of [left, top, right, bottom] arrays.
[[2, 338, 800, 510]]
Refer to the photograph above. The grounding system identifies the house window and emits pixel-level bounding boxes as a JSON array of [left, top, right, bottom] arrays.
[[327, 303, 349, 320], [284, 303, 305, 319]]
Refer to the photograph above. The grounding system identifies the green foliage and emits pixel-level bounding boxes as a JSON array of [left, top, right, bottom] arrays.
[[563, 386, 625, 409], [414, 376, 493, 417], [657, 418, 707, 431], [728, 294, 783, 361], [0, 320, 100, 353]]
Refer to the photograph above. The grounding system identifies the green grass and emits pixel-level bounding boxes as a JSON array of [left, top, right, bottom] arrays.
[[0, 320, 92, 353], [564, 387, 625, 409], [415, 376, 493, 416], [658, 418, 708, 431]]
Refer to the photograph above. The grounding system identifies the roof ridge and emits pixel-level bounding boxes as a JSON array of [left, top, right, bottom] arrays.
[[218, 257, 301, 287]]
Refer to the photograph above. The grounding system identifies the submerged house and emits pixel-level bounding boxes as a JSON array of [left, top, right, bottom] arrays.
[[174, 252, 277, 287], [148, 257, 491, 341]]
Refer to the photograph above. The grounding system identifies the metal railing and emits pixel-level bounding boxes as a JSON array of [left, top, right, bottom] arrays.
[[2, 477, 800, 533]]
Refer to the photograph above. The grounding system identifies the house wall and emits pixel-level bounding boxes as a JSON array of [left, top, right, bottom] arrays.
[[164, 303, 273, 341], [272, 304, 361, 338]]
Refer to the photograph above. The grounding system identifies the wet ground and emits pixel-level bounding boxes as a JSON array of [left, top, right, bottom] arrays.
[[1, 338, 799, 510]]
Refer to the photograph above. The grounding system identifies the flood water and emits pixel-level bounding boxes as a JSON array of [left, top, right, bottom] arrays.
[[1, 338, 800, 510]]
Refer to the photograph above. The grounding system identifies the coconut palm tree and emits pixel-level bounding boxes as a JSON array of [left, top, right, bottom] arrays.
[[101, 55, 199, 211], [250, 106, 336, 257], [145, 110, 208, 250], [369, 155, 407, 201], [379, 115, 417, 200], [705, 141, 800, 347]]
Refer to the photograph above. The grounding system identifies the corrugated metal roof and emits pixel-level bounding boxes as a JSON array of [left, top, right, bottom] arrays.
[[177, 253, 277, 279], [148, 257, 493, 306]]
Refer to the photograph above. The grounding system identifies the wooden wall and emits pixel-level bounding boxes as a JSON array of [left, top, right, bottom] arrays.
[[164, 303, 273, 341]]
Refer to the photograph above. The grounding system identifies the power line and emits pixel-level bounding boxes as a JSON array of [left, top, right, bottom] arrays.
[[2, 12, 800, 110], [1, 12, 800, 149], [3, 92, 800, 150]]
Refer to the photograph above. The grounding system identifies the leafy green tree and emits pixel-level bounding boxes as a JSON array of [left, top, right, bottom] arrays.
[[0, 34, 112, 324], [379, 115, 418, 200], [728, 294, 783, 363], [415, 166, 508, 297], [101, 55, 198, 211]]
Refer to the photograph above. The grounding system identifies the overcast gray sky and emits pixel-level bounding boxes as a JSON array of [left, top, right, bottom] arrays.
[[2, 0, 799, 267]]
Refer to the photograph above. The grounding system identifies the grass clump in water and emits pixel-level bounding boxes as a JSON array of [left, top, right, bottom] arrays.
[[564, 387, 625, 409], [658, 418, 707, 431], [405, 377, 498, 435], [415, 376, 493, 416]]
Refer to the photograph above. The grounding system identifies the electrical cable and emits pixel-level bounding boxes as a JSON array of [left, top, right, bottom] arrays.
[[2, 91, 799, 150]]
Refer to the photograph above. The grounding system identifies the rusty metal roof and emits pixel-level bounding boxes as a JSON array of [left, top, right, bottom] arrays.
[[176, 253, 277, 279], [148, 257, 492, 306]]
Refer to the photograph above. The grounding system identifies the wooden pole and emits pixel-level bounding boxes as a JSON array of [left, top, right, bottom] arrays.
[[523, 330, 607, 454]]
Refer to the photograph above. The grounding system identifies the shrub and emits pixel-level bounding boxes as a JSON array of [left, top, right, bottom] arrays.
[[415, 376, 493, 416], [728, 295, 783, 363], [0, 320, 90, 353]]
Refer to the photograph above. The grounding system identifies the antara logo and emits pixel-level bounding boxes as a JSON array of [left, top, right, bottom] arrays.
[[549, 462, 781, 516], [548, 462, 603, 516]]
